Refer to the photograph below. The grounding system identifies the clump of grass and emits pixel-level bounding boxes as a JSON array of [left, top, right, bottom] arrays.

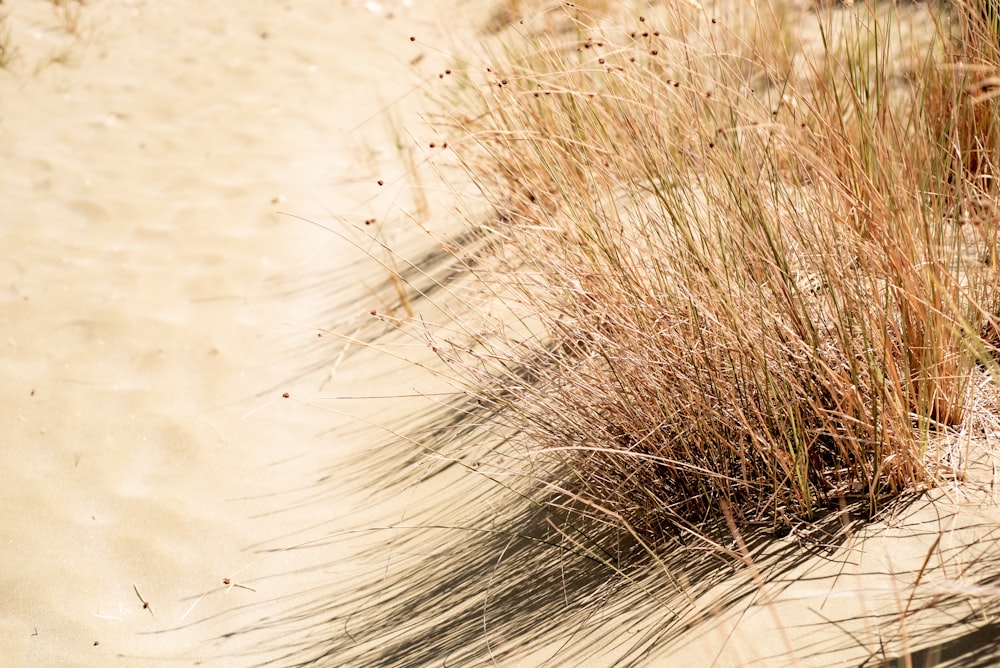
[[404, 0, 1000, 545], [50, 0, 85, 37], [0, 12, 17, 70]]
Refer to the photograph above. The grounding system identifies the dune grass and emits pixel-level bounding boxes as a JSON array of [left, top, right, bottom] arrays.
[[389, 0, 1000, 548], [0, 11, 16, 70], [224, 2, 1000, 664]]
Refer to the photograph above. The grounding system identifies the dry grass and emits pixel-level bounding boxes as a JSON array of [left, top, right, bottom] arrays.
[[0, 11, 16, 70], [216, 2, 1000, 665], [390, 0, 1000, 547], [0, 1, 89, 73], [49, 0, 85, 37]]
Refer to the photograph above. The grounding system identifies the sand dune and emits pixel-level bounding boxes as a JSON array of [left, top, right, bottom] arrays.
[[5, 1, 1000, 666]]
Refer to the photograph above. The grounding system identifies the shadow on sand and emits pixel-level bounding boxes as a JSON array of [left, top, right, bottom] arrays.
[[184, 231, 1000, 667]]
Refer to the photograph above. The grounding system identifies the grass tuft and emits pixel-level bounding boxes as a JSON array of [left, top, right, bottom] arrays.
[[395, 0, 1000, 546], [0, 11, 17, 70]]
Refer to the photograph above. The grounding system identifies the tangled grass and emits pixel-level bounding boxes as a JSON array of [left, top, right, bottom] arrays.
[[386, 0, 1000, 548]]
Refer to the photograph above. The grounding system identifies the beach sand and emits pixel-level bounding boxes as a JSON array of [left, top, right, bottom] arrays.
[[0, 0, 459, 664], [4, 1, 1000, 666]]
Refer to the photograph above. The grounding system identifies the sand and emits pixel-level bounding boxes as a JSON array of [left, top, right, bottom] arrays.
[[4, 0, 1000, 666], [0, 0, 457, 664]]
